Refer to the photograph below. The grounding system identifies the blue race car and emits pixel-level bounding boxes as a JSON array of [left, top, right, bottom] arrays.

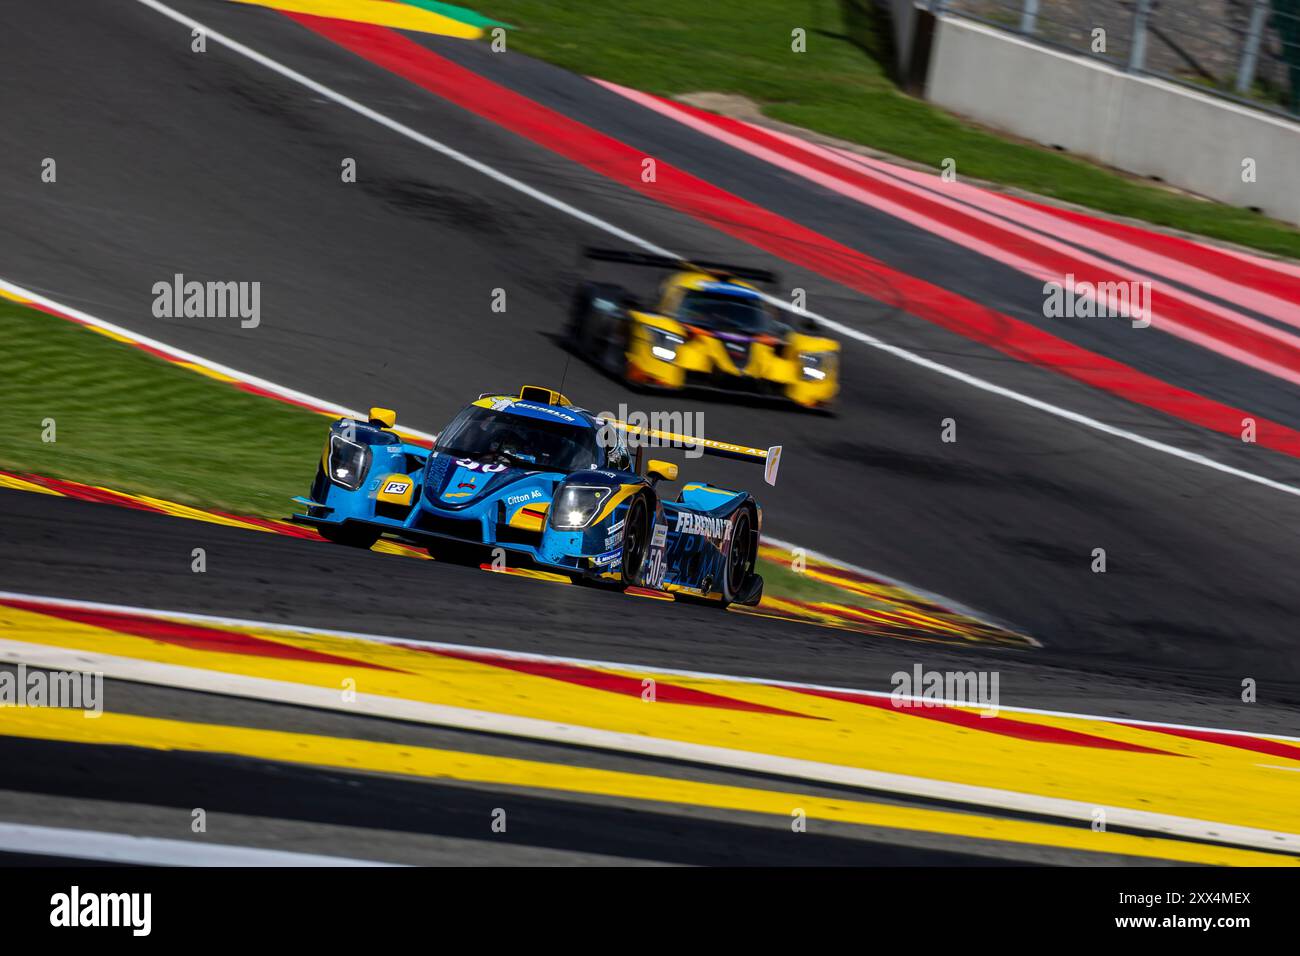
[[290, 386, 781, 607]]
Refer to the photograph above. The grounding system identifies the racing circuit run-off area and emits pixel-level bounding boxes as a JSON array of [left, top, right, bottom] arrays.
[[1, 0, 1299, 942]]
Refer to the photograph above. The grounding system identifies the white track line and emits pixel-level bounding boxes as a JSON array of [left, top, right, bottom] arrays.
[[117, 0, 1300, 500], [2, 590, 1294, 743], [0, 822, 399, 866], [1, 637, 1294, 853]]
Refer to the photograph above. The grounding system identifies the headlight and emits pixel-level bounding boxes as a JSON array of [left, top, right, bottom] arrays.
[[647, 327, 685, 363], [328, 433, 371, 490], [798, 351, 837, 381], [550, 485, 612, 529]]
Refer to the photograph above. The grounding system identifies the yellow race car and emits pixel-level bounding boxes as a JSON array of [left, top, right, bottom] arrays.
[[568, 249, 840, 411]]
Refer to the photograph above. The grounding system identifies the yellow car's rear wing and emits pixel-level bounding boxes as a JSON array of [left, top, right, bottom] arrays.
[[584, 247, 778, 285], [600, 417, 783, 486]]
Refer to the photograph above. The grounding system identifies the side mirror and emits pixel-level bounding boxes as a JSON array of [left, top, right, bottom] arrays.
[[647, 459, 678, 485], [368, 407, 397, 429]]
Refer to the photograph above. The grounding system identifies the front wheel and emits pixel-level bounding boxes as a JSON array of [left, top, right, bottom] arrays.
[[317, 523, 381, 549], [619, 494, 650, 588]]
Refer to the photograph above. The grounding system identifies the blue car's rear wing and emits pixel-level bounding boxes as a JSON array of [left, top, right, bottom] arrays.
[[600, 417, 782, 486]]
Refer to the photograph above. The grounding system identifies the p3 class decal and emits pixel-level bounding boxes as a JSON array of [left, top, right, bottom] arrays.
[[383, 480, 411, 494], [454, 458, 507, 473]]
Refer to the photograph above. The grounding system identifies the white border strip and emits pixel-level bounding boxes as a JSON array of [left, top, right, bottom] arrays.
[[1, 636, 1294, 853], [2, 589, 1293, 742], [0, 821, 399, 866]]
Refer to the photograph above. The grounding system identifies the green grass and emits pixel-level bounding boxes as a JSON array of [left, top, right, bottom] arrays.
[[487, 0, 1300, 259], [756, 553, 859, 605], [0, 300, 325, 517]]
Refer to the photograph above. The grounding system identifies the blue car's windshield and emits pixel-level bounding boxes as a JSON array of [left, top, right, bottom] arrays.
[[679, 290, 773, 334], [435, 407, 601, 472]]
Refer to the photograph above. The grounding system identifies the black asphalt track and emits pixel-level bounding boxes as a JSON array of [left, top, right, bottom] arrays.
[[0, 0, 1297, 864]]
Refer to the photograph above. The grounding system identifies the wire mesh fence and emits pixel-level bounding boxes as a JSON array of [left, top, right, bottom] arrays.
[[937, 0, 1300, 117]]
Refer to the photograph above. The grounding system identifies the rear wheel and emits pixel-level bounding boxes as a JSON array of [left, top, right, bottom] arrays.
[[719, 507, 756, 608], [318, 523, 381, 549]]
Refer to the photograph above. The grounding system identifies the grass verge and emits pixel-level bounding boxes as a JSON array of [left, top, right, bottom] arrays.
[[0, 299, 324, 516], [487, 0, 1300, 259]]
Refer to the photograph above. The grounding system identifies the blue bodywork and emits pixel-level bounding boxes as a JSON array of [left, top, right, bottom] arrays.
[[290, 391, 765, 605]]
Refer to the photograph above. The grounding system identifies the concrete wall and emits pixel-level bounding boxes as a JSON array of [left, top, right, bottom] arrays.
[[925, 17, 1300, 225]]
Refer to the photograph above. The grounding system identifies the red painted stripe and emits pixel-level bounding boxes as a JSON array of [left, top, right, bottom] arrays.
[[824, 147, 1300, 326], [233, 380, 330, 413], [0, 598, 399, 671], [632, 91, 1300, 378], [423, 645, 819, 718], [14, 473, 169, 515], [1118, 722, 1300, 762], [282, 14, 1300, 459], [1005, 194, 1300, 306], [6, 470, 324, 539], [786, 685, 1180, 755], [211, 510, 323, 539]]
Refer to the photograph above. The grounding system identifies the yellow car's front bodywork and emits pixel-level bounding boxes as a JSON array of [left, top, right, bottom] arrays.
[[622, 272, 840, 408]]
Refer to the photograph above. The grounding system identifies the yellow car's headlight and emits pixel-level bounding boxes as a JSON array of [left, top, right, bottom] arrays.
[[798, 351, 837, 381], [646, 327, 686, 363]]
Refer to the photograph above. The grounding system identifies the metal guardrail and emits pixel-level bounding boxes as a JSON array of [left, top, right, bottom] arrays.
[[935, 0, 1300, 118]]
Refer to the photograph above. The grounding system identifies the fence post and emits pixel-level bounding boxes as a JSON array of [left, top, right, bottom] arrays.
[[1235, 0, 1272, 93], [1128, 0, 1151, 72], [1020, 0, 1039, 34]]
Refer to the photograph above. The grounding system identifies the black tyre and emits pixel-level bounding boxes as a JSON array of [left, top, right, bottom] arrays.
[[620, 494, 650, 587], [318, 522, 382, 549], [718, 507, 756, 608], [568, 286, 595, 356], [570, 282, 632, 376]]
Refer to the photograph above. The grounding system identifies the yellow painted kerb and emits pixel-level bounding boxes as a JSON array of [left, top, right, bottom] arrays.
[[5, 707, 1295, 867]]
